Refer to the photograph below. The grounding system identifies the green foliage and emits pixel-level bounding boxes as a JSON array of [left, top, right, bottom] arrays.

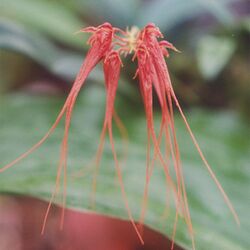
[[1, 86, 249, 249], [0, 20, 103, 91], [197, 35, 236, 80], [242, 17, 250, 32], [1, 0, 86, 48]]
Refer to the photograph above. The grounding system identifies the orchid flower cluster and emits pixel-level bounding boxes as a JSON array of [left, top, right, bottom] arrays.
[[1, 23, 239, 249]]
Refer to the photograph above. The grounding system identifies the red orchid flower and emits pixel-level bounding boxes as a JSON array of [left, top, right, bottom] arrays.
[[1, 22, 239, 249], [90, 49, 144, 242], [132, 29, 188, 249], [1, 22, 117, 234], [133, 23, 239, 249]]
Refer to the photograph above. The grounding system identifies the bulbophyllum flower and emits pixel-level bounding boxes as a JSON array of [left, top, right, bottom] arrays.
[[133, 23, 239, 249], [1, 22, 117, 235], [1, 22, 239, 249]]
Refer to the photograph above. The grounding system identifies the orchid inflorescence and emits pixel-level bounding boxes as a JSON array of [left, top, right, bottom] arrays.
[[0, 23, 239, 249]]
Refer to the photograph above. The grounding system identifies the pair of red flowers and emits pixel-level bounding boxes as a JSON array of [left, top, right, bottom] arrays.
[[1, 23, 239, 249]]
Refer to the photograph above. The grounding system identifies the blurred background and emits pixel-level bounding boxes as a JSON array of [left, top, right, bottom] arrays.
[[0, 0, 250, 250], [1, 0, 249, 114]]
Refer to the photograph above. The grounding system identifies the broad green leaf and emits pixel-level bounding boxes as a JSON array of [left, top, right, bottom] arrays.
[[1, 0, 85, 48], [0, 86, 249, 249], [197, 35, 236, 80]]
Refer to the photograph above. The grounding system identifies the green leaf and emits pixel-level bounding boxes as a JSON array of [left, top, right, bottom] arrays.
[[0, 20, 102, 81], [0, 86, 249, 249], [197, 35, 236, 80], [1, 0, 85, 48]]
